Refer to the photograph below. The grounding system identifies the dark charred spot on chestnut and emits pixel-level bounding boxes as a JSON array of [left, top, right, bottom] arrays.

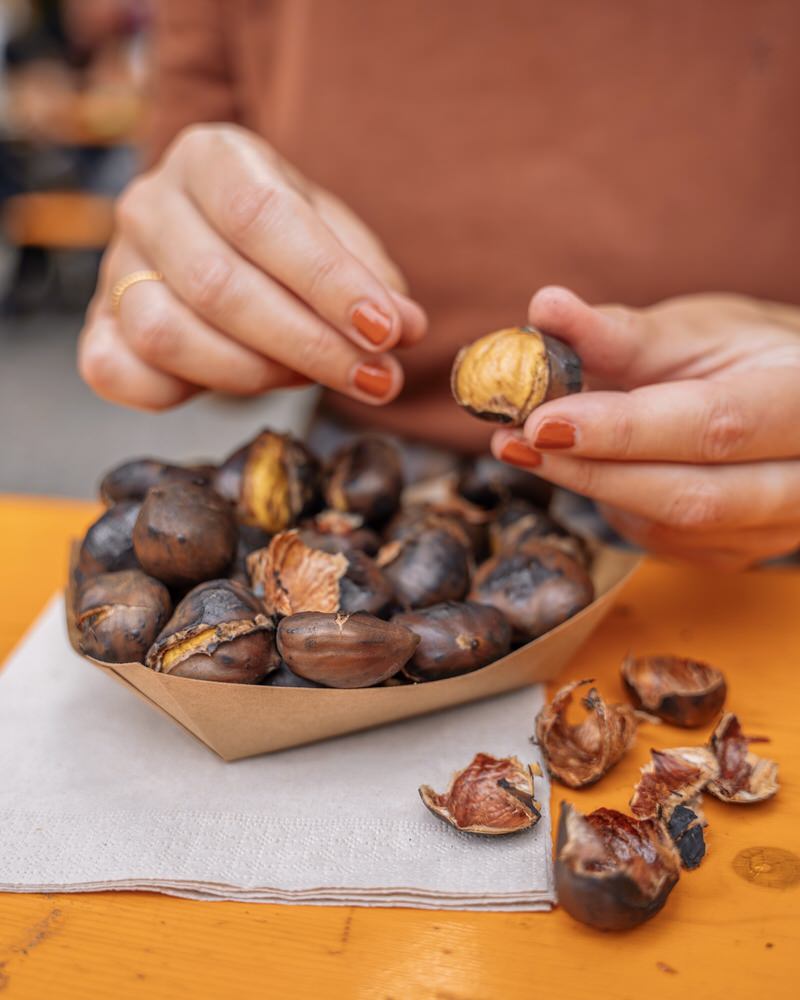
[[75, 569, 172, 664], [324, 436, 403, 526], [621, 654, 727, 728]]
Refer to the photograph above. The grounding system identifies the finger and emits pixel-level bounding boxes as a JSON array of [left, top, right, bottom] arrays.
[[177, 132, 417, 352], [522, 372, 800, 463], [390, 291, 429, 347], [120, 186, 403, 405], [491, 431, 800, 530]]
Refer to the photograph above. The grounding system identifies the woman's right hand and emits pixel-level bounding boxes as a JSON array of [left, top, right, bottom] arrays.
[[78, 124, 427, 410]]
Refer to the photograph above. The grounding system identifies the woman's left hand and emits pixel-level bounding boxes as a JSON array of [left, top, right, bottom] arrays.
[[491, 289, 800, 570]]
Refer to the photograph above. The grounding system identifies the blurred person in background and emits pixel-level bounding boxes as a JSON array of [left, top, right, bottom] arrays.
[[78, 1, 800, 570]]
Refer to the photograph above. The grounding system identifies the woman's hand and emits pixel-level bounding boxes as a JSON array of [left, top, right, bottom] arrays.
[[78, 124, 426, 410], [492, 289, 800, 570]]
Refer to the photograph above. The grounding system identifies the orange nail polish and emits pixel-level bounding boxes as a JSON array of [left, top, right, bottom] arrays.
[[534, 419, 576, 449], [500, 438, 542, 468], [353, 362, 393, 398], [352, 303, 392, 346]]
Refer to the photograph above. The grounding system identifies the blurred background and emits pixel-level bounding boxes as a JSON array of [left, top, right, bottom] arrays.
[[0, 0, 313, 499]]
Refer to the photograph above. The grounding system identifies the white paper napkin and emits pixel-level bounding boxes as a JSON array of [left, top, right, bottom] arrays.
[[0, 597, 554, 910]]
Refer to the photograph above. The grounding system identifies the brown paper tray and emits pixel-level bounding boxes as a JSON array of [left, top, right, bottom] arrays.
[[66, 543, 640, 761]]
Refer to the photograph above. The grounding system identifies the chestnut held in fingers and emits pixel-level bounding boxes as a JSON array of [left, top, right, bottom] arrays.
[[99, 458, 215, 506], [419, 753, 542, 835], [276, 611, 419, 688], [133, 482, 238, 589], [535, 679, 640, 787], [470, 541, 594, 642], [458, 454, 553, 510], [75, 569, 172, 664], [451, 326, 582, 425], [377, 527, 472, 610], [324, 436, 403, 526], [621, 654, 727, 728], [393, 601, 511, 681], [707, 713, 779, 804], [555, 803, 680, 931], [146, 579, 279, 684], [214, 429, 320, 534], [77, 500, 141, 580]]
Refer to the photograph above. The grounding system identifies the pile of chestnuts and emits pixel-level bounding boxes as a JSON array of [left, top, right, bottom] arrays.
[[72, 426, 595, 688]]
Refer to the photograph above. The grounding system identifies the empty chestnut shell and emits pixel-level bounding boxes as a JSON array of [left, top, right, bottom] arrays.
[[146, 579, 278, 683], [377, 527, 472, 609], [470, 541, 594, 642], [133, 481, 238, 589], [419, 753, 542, 835], [297, 510, 381, 556], [621, 654, 727, 728], [214, 429, 320, 533], [99, 458, 215, 506], [276, 611, 419, 688], [535, 679, 640, 787], [458, 455, 553, 510], [451, 326, 582, 425], [392, 601, 511, 681], [77, 500, 141, 580], [75, 569, 172, 664], [555, 803, 680, 931], [324, 436, 403, 525], [707, 713, 779, 804]]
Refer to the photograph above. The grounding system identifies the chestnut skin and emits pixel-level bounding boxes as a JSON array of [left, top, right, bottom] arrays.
[[99, 458, 215, 506], [75, 569, 172, 664], [378, 527, 472, 610], [621, 654, 727, 728], [470, 541, 594, 642], [324, 436, 403, 526], [77, 500, 141, 580], [133, 481, 238, 589], [147, 579, 279, 684], [393, 601, 511, 681]]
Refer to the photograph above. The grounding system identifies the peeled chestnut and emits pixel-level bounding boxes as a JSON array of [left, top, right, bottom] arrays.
[[77, 501, 141, 580], [621, 654, 727, 728], [707, 713, 779, 804], [393, 601, 511, 681], [276, 611, 419, 688], [75, 569, 172, 664], [451, 326, 582, 425], [297, 510, 381, 556], [458, 455, 552, 510], [470, 541, 594, 642], [377, 527, 472, 609], [146, 579, 279, 683], [555, 803, 680, 931], [535, 679, 640, 787], [99, 458, 215, 506], [324, 436, 403, 525], [133, 481, 238, 589], [214, 429, 320, 533], [419, 754, 542, 835]]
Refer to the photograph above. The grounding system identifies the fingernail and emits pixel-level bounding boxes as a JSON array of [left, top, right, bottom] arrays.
[[353, 362, 393, 398], [352, 302, 393, 346], [534, 419, 576, 449], [500, 438, 542, 469]]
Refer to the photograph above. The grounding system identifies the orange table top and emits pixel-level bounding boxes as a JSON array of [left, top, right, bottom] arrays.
[[0, 494, 797, 999]]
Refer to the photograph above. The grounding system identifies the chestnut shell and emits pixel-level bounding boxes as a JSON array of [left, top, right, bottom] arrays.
[[77, 500, 141, 580], [377, 527, 472, 609], [75, 569, 172, 664], [621, 654, 727, 728], [324, 436, 403, 525], [707, 713, 779, 804], [99, 458, 215, 506]]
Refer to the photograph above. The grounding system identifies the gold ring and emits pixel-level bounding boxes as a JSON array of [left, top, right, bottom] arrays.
[[110, 270, 164, 315]]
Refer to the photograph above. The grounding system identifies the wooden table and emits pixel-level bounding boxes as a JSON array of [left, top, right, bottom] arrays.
[[0, 495, 797, 999]]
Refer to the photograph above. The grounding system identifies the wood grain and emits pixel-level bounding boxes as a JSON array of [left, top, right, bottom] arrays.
[[0, 495, 797, 999]]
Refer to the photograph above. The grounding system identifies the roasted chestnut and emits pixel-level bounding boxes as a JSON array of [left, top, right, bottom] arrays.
[[99, 458, 215, 506], [398, 475, 492, 556], [276, 611, 419, 688], [229, 524, 272, 585], [470, 541, 594, 642], [338, 550, 395, 617], [297, 510, 381, 556], [133, 481, 238, 589], [451, 326, 582, 425], [146, 579, 279, 683], [377, 527, 471, 609], [458, 454, 552, 510], [324, 436, 403, 525], [393, 601, 511, 681], [489, 503, 589, 566], [555, 803, 680, 931], [262, 662, 324, 688], [621, 654, 727, 728], [535, 679, 640, 787], [707, 713, 779, 804], [419, 753, 542, 835], [75, 569, 171, 664], [77, 500, 141, 580], [214, 429, 320, 533]]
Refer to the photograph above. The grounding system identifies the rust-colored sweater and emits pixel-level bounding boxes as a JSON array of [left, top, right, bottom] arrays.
[[147, 0, 800, 450]]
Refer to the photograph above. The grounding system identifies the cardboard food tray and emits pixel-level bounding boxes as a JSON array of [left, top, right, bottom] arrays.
[[66, 543, 640, 761]]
